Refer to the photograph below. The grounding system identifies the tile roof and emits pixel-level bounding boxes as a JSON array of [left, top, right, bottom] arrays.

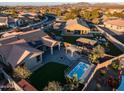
[[18, 79, 37, 91], [65, 18, 90, 31], [0, 39, 42, 68], [6, 45, 30, 68], [104, 19, 124, 27], [0, 29, 47, 44], [2, 32, 23, 38], [41, 36, 60, 47]]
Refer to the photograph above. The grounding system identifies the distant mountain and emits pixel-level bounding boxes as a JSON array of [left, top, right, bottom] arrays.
[[59, 2, 124, 8], [0, 2, 123, 8]]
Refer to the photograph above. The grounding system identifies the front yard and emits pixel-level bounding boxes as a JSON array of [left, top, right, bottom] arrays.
[[28, 62, 68, 90]]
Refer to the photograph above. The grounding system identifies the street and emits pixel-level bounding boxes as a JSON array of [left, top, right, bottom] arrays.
[[99, 26, 124, 43]]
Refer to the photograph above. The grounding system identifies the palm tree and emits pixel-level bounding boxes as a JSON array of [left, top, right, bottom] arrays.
[[64, 74, 79, 90], [43, 81, 62, 91]]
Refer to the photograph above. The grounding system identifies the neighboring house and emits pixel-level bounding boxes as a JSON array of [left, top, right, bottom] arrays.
[[104, 19, 124, 32], [64, 18, 90, 36], [8, 17, 16, 28], [16, 17, 27, 27], [106, 9, 124, 14], [0, 29, 60, 70], [0, 17, 8, 27], [1, 31, 23, 38], [18, 12, 38, 18]]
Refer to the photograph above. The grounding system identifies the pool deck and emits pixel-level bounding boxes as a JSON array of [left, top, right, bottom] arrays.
[[42, 48, 90, 66], [67, 62, 90, 80]]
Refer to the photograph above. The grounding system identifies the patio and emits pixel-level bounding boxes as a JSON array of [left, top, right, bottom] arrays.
[[42, 47, 90, 66]]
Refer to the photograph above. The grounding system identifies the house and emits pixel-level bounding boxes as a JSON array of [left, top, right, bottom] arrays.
[[0, 17, 8, 27], [106, 9, 124, 14], [0, 29, 61, 70], [104, 19, 124, 32], [1, 29, 23, 38], [0, 39, 44, 70], [64, 18, 90, 36]]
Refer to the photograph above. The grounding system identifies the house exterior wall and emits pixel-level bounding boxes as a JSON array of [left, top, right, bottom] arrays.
[[23, 53, 43, 71], [0, 18, 8, 27], [104, 23, 124, 32], [64, 29, 90, 36]]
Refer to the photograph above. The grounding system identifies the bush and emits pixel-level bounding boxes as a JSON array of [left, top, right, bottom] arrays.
[[43, 81, 62, 91], [14, 66, 32, 79]]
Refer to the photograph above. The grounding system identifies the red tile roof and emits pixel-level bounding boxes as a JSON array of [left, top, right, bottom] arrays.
[[18, 79, 37, 91]]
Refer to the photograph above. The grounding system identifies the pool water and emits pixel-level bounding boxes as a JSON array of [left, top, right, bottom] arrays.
[[68, 62, 89, 80]]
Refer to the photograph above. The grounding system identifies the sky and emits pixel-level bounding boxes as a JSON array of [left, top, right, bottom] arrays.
[[0, 0, 124, 6], [0, 0, 124, 3]]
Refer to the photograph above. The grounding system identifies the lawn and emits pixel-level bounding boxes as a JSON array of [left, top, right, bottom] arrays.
[[28, 62, 68, 90], [62, 36, 79, 44]]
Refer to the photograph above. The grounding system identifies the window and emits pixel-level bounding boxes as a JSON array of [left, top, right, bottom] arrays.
[[36, 55, 41, 62], [67, 30, 70, 32], [74, 30, 80, 34]]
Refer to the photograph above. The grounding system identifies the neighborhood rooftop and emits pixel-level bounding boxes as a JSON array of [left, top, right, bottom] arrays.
[[104, 19, 124, 27], [65, 18, 90, 31]]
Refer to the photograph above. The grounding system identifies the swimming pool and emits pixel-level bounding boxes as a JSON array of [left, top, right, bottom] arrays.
[[67, 62, 89, 80]]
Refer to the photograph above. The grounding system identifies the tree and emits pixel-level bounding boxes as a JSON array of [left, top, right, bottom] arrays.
[[64, 74, 79, 91], [43, 81, 62, 91], [14, 66, 32, 79], [80, 9, 100, 21], [63, 8, 80, 20], [89, 45, 105, 64], [112, 62, 121, 71]]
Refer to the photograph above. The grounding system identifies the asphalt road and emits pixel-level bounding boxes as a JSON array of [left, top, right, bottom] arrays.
[[20, 14, 56, 30], [98, 26, 124, 43], [0, 14, 56, 35]]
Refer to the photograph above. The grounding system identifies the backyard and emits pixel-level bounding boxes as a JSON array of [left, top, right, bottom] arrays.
[[28, 62, 68, 90]]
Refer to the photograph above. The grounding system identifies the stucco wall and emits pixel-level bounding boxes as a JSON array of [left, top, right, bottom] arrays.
[[24, 54, 43, 71]]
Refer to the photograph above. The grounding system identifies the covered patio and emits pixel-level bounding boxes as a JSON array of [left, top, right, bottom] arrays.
[[76, 38, 97, 49], [41, 36, 61, 55], [65, 45, 83, 57]]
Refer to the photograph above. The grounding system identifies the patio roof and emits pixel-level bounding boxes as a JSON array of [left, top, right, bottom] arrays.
[[41, 36, 60, 47], [66, 45, 82, 53], [76, 38, 97, 46]]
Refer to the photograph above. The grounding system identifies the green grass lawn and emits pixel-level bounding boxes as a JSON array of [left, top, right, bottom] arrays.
[[28, 62, 68, 90], [62, 36, 79, 44]]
